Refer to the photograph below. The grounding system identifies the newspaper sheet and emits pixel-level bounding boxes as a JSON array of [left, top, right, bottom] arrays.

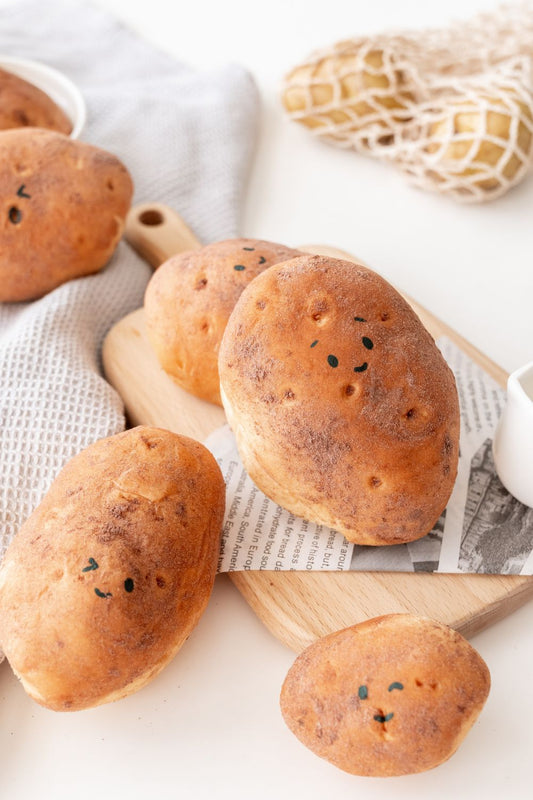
[[205, 337, 533, 575]]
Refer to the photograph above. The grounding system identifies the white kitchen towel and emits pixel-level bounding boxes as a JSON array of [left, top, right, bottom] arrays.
[[0, 0, 259, 563]]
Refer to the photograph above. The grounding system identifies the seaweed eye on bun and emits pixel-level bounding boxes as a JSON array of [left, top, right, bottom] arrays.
[[218, 254, 460, 546]]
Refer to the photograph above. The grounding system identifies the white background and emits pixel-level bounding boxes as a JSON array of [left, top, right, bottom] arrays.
[[0, 0, 532, 798]]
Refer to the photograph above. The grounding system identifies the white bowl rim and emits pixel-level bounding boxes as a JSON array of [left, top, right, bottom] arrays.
[[0, 54, 86, 139]]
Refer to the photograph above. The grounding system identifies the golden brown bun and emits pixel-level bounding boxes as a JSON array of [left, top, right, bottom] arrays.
[[280, 614, 491, 776], [144, 238, 303, 405], [0, 426, 225, 711], [0, 128, 133, 301], [219, 254, 459, 545], [0, 68, 72, 134]]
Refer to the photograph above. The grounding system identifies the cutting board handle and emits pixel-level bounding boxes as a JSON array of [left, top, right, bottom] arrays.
[[124, 200, 369, 272], [125, 202, 202, 269]]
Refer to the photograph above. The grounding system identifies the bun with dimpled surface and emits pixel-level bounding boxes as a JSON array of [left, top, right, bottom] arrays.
[[218, 254, 459, 546]]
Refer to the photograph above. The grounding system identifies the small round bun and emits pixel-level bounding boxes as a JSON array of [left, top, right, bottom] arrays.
[[280, 614, 491, 777], [144, 238, 302, 405], [0, 128, 133, 301], [219, 254, 459, 545], [0, 67, 72, 134], [0, 426, 225, 711]]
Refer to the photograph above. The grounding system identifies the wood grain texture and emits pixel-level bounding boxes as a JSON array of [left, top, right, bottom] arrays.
[[102, 204, 533, 652]]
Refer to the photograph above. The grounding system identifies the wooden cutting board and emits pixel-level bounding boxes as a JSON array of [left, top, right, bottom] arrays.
[[102, 202, 533, 652]]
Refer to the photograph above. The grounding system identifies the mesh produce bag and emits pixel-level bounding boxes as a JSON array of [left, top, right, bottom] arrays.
[[282, 3, 533, 201]]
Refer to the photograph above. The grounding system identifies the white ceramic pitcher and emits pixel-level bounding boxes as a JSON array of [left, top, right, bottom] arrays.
[[493, 360, 533, 508]]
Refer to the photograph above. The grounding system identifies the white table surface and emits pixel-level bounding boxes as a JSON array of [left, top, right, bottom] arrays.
[[1, 0, 532, 797]]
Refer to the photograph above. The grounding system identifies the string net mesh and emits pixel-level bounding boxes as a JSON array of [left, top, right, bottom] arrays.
[[282, 2, 533, 201]]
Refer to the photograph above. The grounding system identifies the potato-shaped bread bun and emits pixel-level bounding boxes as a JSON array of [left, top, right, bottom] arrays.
[[0, 128, 133, 301], [0, 67, 72, 134], [144, 238, 302, 405], [0, 69, 72, 134], [0, 426, 225, 711], [219, 255, 459, 546], [280, 614, 491, 776]]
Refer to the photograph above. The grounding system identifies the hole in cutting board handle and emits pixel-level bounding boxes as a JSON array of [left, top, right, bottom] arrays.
[[138, 208, 164, 226], [125, 203, 202, 268]]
